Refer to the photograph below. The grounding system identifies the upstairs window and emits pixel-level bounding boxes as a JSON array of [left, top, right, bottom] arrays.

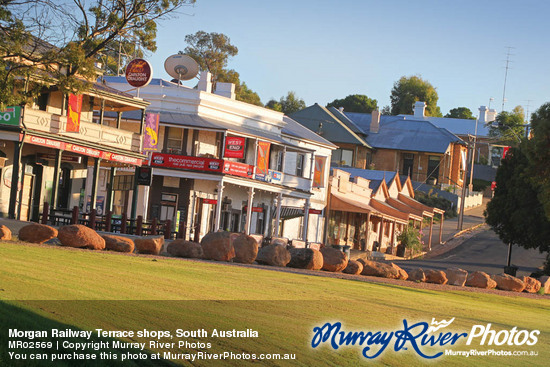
[[296, 154, 305, 177], [166, 127, 184, 154]]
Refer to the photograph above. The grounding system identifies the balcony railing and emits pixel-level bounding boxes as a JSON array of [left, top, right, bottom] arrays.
[[23, 108, 141, 153]]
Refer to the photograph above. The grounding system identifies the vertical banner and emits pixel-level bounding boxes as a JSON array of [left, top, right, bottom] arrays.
[[256, 141, 271, 176], [66, 94, 82, 133], [313, 156, 327, 188], [143, 113, 160, 151], [224, 136, 245, 158], [502, 146, 510, 159]]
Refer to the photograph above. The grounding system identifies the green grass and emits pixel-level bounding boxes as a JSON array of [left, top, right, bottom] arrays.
[[1, 241, 549, 366]]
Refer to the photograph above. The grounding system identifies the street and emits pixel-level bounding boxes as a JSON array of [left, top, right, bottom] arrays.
[[393, 228, 547, 278]]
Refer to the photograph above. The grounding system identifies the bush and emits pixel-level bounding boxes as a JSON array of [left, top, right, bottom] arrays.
[[397, 226, 423, 257], [472, 179, 491, 192], [414, 191, 457, 219]]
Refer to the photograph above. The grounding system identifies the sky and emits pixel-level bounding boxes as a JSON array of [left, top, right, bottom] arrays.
[[146, 0, 550, 119]]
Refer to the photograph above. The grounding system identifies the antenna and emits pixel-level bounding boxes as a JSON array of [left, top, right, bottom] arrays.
[[524, 99, 533, 123], [164, 54, 199, 84], [501, 47, 515, 112]]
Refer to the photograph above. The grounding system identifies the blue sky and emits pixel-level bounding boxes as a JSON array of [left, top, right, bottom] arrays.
[[148, 0, 549, 119]]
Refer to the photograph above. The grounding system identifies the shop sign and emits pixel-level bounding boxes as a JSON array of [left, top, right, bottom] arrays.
[[203, 198, 218, 205], [309, 209, 323, 215], [37, 153, 82, 164], [0, 106, 21, 126], [224, 136, 245, 158], [125, 59, 153, 88], [136, 166, 152, 186], [243, 206, 263, 213], [23, 134, 142, 166], [255, 169, 283, 183], [151, 153, 223, 173], [223, 161, 254, 178]]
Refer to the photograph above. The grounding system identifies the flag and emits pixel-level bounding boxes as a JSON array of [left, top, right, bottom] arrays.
[[66, 94, 82, 132]]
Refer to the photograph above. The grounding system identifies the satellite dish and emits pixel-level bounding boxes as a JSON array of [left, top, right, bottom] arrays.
[[164, 54, 199, 82]]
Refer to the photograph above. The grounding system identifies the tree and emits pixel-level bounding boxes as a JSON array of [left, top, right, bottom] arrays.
[[526, 102, 550, 222], [326, 94, 378, 113], [390, 75, 442, 117], [266, 91, 305, 115], [445, 107, 475, 120], [484, 146, 550, 273], [1, 0, 194, 107], [488, 106, 526, 146], [181, 31, 263, 106], [181, 31, 238, 83]]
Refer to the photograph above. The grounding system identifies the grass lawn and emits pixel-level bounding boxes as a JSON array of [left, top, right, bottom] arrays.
[[1, 241, 549, 366]]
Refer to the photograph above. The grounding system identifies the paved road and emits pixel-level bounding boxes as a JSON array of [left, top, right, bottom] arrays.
[[393, 229, 547, 278]]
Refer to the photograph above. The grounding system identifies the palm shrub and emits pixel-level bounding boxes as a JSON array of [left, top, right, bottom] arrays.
[[397, 226, 423, 258]]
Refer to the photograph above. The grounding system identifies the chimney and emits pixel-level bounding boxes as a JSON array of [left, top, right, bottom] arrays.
[[197, 71, 212, 93], [214, 82, 236, 99], [413, 101, 426, 118], [478, 106, 488, 124], [338, 107, 344, 112], [370, 110, 381, 133], [487, 108, 497, 123]]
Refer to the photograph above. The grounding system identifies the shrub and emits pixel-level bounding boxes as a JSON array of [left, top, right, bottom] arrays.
[[397, 226, 423, 257], [414, 191, 457, 219]]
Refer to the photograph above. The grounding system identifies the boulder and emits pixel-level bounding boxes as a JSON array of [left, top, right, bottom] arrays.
[[232, 233, 259, 264], [540, 276, 550, 295], [425, 269, 448, 284], [446, 267, 468, 287], [522, 276, 541, 293], [200, 231, 235, 261], [343, 260, 363, 275], [166, 239, 203, 258], [18, 223, 57, 244], [135, 236, 164, 255], [465, 271, 497, 289], [256, 244, 291, 267], [288, 248, 323, 270], [492, 273, 525, 292], [320, 247, 348, 272], [408, 268, 426, 282], [391, 263, 408, 280], [102, 235, 134, 253], [58, 225, 105, 250], [0, 224, 12, 240], [358, 259, 400, 279]]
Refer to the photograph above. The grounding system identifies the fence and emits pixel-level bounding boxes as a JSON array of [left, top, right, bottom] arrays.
[[38, 202, 184, 240]]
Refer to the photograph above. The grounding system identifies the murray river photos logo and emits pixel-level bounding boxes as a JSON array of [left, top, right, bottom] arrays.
[[311, 318, 540, 359]]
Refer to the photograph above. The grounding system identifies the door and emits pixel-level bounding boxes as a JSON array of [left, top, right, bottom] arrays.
[[20, 174, 34, 221]]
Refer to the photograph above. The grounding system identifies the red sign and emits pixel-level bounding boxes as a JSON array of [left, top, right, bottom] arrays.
[[203, 199, 218, 205], [23, 134, 142, 166], [223, 161, 254, 178], [309, 209, 322, 215], [66, 94, 82, 132], [125, 59, 153, 88], [244, 206, 263, 213], [151, 153, 223, 172], [224, 136, 245, 158]]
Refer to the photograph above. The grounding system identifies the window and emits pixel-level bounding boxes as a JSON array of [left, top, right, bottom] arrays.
[[112, 175, 134, 191], [276, 150, 284, 171], [296, 154, 305, 176], [330, 148, 354, 167], [166, 127, 184, 153], [427, 155, 440, 182], [35, 92, 49, 111], [402, 153, 414, 177]]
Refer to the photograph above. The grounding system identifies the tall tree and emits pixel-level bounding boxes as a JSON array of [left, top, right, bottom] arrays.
[[326, 94, 378, 113], [488, 106, 526, 146], [526, 102, 550, 222], [181, 31, 238, 83], [266, 91, 305, 115], [390, 75, 442, 117], [1, 0, 194, 107], [484, 146, 550, 273], [445, 107, 475, 120]]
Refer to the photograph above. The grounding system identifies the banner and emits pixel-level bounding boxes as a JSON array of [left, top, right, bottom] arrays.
[[502, 146, 511, 159], [224, 136, 245, 158], [151, 153, 222, 173], [313, 156, 327, 188], [256, 141, 271, 176], [143, 113, 160, 151], [66, 94, 82, 133], [223, 161, 254, 178]]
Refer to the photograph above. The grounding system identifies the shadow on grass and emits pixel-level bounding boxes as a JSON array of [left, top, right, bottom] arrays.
[[0, 301, 177, 367]]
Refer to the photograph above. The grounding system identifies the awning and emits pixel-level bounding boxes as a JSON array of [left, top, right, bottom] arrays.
[[398, 193, 445, 215], [387, 197, 431, 218], [281, 206, 304, 220], [370, 199, 413, 224]]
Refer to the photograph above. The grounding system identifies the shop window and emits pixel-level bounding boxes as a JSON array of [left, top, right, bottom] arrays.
[[112, 175, 134, 191]]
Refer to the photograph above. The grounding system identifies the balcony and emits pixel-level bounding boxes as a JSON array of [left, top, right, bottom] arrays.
[[23, 108, 141, 153]]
